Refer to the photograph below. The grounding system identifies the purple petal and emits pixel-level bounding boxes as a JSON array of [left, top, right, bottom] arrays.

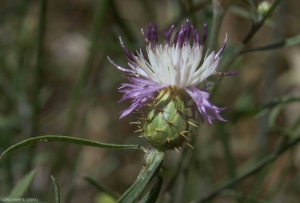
[[107, 56, 135, 74], [185, 86, 227, 124], [119, 37, 135, 62], [120, 97, 149, 118], [118, 77, 167, 118], [215, 34, 227, 59]]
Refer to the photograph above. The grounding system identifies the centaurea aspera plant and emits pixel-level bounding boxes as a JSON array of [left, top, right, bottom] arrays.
[[108, 20, 238, 150]]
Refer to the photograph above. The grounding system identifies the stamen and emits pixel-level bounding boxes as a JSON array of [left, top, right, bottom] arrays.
[[163, 24, 175, 44], [174, 30, 179, 45], [202, 23, 208, 46], [141, 28, 149, 43], [185, 20, 191, 44], [191, 25, 200, 46], [153, 22, 158, 46], [147, 23, 152, 42]]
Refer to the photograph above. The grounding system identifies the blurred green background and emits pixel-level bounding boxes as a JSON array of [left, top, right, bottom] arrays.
[[1, 0, 300, 202]]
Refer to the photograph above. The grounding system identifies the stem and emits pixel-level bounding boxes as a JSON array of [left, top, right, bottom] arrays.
[[63, 0, 108, 136], [84, 176, 120, 200], [195, 136, 300, 202], [216, 123, 236, 178], [63, 1, 109, 202], [208, 0, 226, 51], [242, 0, 283, 44], [26, 0, 47, 172], [211, 0, 283, 97]]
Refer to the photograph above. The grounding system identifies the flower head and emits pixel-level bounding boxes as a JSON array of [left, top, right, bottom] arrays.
[[108, 20, 237, 124]]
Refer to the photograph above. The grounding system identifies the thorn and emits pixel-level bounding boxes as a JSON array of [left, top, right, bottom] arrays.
[[190, 130, 198, 135], [176, 109, 186, 115], [134, 129, 143, 133], [188, 121, 198, 128], [129, 121, 141, 125], [156, 108, 164, 113], [174, 147, 179, 152], [179, 132, 189, 140], [186, 142, 194, 149], [166, 121, 173, 126], [132, 111, 143, 114]]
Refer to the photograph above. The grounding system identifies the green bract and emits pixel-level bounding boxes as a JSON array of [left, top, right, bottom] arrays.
[[142, 88, 190, 150]]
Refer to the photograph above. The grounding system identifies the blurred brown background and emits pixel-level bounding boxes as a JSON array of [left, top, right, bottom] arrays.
[[0, 0, 300, 202]]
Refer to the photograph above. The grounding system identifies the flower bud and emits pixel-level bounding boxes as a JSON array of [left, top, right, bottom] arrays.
[[142, 87, 190, 150], [258, 1, 271, 15]]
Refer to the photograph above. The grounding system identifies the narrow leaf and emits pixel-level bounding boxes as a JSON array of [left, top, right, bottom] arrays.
[[138, 175, 163, 203], [1, 135, 142, 159], [51, 175, 60, 203], [258, 97, 300, 118], [242, 34, 300, 53], [117, 149, 165, 203], [84, 176, 119, 200], [6, 169, 37, 201]]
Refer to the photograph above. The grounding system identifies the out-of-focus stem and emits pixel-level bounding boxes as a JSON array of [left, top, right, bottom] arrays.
[[166, 137, 196, 203], [63, 1, 109, 202], [195, 135, 300, 203], [208, 3, 239, 201], [242, 0, 283, 44], [208, 0, 226, 51], [256, 0, 285, 158], [211, 0, 283, 97], [63, 0, 108, 137], [216, 123, 236, 178], [26, 0, 47, 172], [109, 0, 134, 43]]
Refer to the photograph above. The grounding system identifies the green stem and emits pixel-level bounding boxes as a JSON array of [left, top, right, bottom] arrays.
[[208, 0, 226, 51], [211, 0, 282, 98], [84, 176, 120, 200], [195, 136, 300, 202], [63, 0, 109, 137], [216, 123, 236, 178], [117, 149, 165, 203], [242, 0, 283, 44], [26, 0, 47, 173], [61, 3, 110, 202]]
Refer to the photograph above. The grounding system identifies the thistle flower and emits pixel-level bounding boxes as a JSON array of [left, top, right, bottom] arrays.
[[108, 20, 238, 150]]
